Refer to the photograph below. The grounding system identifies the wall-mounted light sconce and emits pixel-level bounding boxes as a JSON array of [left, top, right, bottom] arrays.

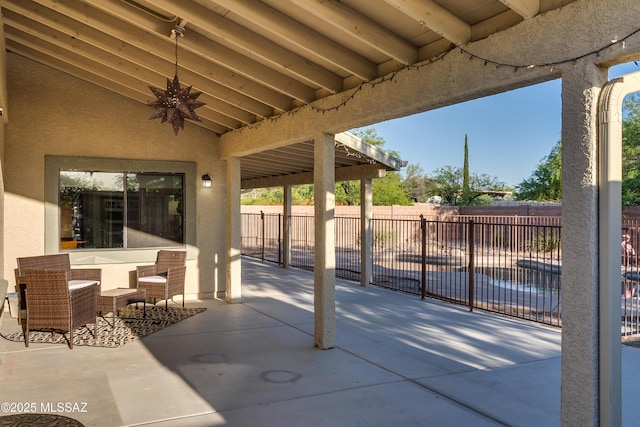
[[202, 173, 212, 188]]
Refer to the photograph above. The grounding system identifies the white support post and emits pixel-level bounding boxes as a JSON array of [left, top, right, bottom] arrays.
[[283, 185, 292, 268], [226, 156, 242, 303], [360, 178, 373, 287], [314, 133, 336, 350], [596, 70, 640, 427]]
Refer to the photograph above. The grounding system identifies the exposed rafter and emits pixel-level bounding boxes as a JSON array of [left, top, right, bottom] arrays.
[[498, 0, 541, 19], [148, 0, 345, 93], [383, 0, 471, 46], [289, 0, 418, 65], [211, 0, 377, 81]]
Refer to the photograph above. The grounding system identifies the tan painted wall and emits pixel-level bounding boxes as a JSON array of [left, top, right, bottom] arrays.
[[241, 204, 563, 218], [3, 53, 227, 299]]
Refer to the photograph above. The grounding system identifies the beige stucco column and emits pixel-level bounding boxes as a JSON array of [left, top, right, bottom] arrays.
[[360, 178, 373, 287], [226, 156, 242, 303], [560, 61, 609, 426], [314, 133, 336, 349], [597, 71, 640, 427], [283, 185, 292, 268], [0, 123, 4, 280]]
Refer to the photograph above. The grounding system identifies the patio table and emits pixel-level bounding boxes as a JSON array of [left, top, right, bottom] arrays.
[[97, 288, 146, 328]]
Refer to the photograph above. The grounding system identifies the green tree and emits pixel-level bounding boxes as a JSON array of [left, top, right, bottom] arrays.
[[373, 171, 412, 205], [335, 180, 360, 206], [515, 141, 562, 202], [341, 127, 409, 205], [515, 94, 640, 203], [622, 94, 640, 205], [462, 134, 472, 203], [402, 163, 436, 203], [241, 187, 285, 205], [430, 166, 462, 205], [293, 184, 314, 204], [352, 127, 387, 149], [241, 185, 315, 205], [335, 128, 387, 205], [429, 166, 509, 205]]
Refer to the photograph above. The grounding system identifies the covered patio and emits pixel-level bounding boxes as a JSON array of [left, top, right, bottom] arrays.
[[4, 257, 640, 426], [1, 0, 640, 425]]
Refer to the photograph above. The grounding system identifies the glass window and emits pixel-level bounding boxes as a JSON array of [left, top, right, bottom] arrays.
[[59, 170, 184, 250]]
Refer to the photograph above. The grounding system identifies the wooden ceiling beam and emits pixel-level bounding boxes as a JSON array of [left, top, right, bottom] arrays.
[[149, 0, 345, 93], [289, 0, 418, 65], [211, 0, 376, 81], [83, 0, 317, 103], [248, 155, 313, 168], [383, 0, 471, 46], [23, 0, 279, 118], [498, 0, 540, 19], [241, 164, 387, 189]]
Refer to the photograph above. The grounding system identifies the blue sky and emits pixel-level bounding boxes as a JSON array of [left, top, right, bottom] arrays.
[[359, 61, 640, 187]]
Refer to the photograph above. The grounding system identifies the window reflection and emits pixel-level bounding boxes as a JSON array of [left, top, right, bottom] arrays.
[[59, 171, 184, 249]]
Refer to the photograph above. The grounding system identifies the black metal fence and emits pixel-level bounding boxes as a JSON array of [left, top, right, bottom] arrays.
[[622, 223, 640, 336], [241, 212, 639, 336]]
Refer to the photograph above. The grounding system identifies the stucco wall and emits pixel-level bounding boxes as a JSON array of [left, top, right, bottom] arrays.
[[3, 53, 226, 299], [241, 204, 565, 218]]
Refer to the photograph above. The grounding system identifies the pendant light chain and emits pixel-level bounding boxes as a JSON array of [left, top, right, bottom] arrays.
[[173, 25, 184, 77]]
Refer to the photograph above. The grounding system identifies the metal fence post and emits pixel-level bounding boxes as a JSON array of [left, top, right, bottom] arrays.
[[278, 213, 282, 266], [468, 219, 474, 311], [260, 210, 265, 261], [421, 214, 426, 300]]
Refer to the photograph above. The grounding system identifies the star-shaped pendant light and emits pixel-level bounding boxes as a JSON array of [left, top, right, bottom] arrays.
[[147, 25, 205, 136]]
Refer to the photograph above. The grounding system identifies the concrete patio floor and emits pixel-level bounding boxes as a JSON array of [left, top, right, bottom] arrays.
[[1, 256, 640, 426]]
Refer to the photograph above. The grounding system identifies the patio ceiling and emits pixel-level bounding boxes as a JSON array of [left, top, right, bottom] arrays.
[[2, 0, 580, 136], [240, 131, 406, 188], [1, 0, 577, 182]]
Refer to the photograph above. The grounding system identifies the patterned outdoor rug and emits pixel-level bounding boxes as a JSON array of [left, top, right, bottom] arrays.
[[0, 306, 206, 348], [0, 413, 84, 426]]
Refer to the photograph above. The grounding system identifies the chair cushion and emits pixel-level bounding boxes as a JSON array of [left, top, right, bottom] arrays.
[[68, 280, 100, 290], [138, 275, 168, 284]]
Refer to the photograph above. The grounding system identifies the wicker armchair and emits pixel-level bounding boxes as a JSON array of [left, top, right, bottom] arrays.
[[15, 254, 102, 284], [15, 254, 102, 324], [23, 268, 98, 349], [136, 250, 186, 309]]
